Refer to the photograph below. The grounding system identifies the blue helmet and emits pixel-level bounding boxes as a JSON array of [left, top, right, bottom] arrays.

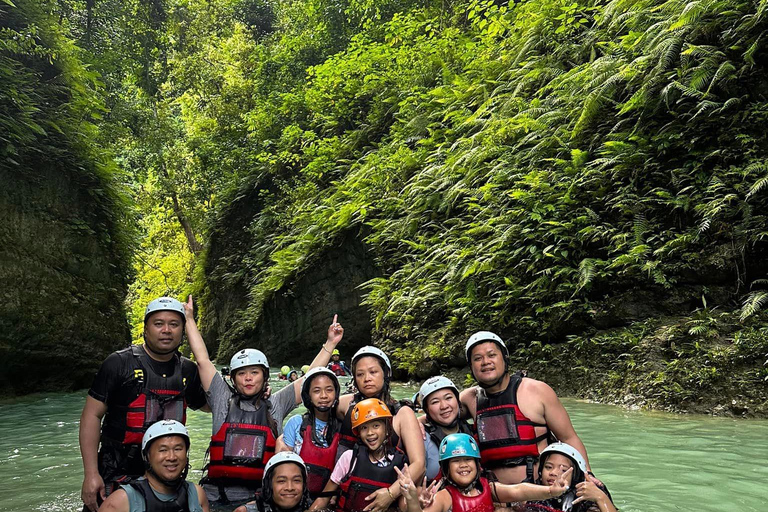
[[439, 433, 480, 462]]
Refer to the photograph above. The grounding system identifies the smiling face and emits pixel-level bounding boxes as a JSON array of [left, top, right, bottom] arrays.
[[357, 419, 387, 452], [448, 457, 478, 487], [425, 389, 459, 427], [541, 453, 574, 487], [470, 342, 505, 385], [271, 462, 304, 509], [353, 356, 385, 397], [147, 435, 188, 482], [143, 311, 184, 356], [308, 375, 337, 410], [234, 365, 266, 397]]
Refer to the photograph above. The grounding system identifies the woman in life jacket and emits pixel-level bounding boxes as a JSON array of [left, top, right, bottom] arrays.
[[100, 420, 210, 512], [277, 367, 342, 499], [522, 443, 616, 512], [396, 434, 571, 512], [309, 399, 408, 512], [336, 347, 425, 486], [418, 376, 474, 482], [234, 452, 313, 512], [183, 297, 345, 507]]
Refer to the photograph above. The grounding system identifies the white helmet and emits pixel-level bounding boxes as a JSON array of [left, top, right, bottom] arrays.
[[230, 349, 269, 373], [144, 297, 186, 323], [141, 420, 190, 452], [465, 331, 507, 362], [419, 376, 459, 403], [352, 346, 391, 372], [263, 451, 307, 483], [539, 442, 587, 474]]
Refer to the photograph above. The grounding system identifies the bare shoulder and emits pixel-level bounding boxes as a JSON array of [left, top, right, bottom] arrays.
[[458, 385, 479, 415], [337, 393, 354, 418], [195, 483, 210, 512], [519, 376, 557, 398], [100, 488, 129, 512]]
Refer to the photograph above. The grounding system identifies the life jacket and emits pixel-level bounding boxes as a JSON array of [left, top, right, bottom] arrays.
[[444, 477, 495, 512], [102, 346, 187, 447], [519, 503, 561, 512], [328, 362, 347, 376], [337, 444, 408, 512], [339, 394, 402, 452], [475, 372, 549, 480], [298, 414, 341, 497], [204, 396, 277, 488], [125, 478, 191, 512]]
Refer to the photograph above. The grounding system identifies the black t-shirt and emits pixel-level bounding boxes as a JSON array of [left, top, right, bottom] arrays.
[[88, 346, 207, 411]]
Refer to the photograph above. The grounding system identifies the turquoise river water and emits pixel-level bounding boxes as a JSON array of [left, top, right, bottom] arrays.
[[0, 374, 766, 511]]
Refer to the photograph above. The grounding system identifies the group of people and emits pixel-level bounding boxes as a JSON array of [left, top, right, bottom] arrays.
[[80, 296, 617, 512]]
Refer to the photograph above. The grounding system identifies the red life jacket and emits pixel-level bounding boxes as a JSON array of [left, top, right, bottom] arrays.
[[104, 346, 187, 447], [475, 373, 549, 475], [298, 414, 341, 496], [339, 394, 402, 453], [328, 362, 346, 376], [205, 396, 277, 487], [445, 478, 495, 512], [337, 444, 408, 512]]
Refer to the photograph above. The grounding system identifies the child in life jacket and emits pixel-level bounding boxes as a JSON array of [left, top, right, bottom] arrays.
[[309, 398, 408, 512], [397, 434, 571, 512], [184, 296, 344, 508], [278, 367, 343, 499], [521, 443, 616, 512]]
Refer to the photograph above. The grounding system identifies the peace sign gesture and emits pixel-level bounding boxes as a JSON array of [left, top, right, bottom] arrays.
[[548, 467, 574, 498], [417, 476, 441, 509]]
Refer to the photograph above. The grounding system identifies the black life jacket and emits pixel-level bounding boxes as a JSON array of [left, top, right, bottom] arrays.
[[298, 414, 341, 497], [475, 372, 548, 480], [339, 394, 402, 453], [125, 478, 191, 512], [444, 477, 495, 512], [337, 444, 408, 512], [102, 346, 188, 447], [203, 395, 277, 489]]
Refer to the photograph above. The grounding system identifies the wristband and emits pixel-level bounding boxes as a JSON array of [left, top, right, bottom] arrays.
[[387, 487, 394, 501]]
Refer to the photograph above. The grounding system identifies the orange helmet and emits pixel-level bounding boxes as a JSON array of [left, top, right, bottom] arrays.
[[351, 398, 392, 435]]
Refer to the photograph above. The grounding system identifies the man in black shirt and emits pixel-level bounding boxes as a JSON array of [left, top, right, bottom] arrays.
[[79, 297, 208, 512]]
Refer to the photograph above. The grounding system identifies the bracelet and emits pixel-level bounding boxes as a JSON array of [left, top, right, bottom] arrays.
[[387, 487, 394, 501], [322, 343, 332, 355]]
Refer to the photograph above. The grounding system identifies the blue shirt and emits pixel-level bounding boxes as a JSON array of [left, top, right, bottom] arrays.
[[283, 414, 329, 453]]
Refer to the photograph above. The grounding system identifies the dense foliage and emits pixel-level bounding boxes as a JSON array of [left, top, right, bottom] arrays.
[[0, 0, 132, 393]]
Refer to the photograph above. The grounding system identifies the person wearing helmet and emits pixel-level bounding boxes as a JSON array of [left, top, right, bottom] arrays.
[[395, 434, 571, 512], [309, 399, 408, 512], [301, 365, 310, 376], [288, 370, 300, 382], [99, 420, 210, 512], [277, 367, 342, 498], [326, 349, 351, 376], [233, 452, 313, 512], [522, 443, 616, 512], [418, 376, 474, 481], [279, 366, 292, 381], [457, 331, 594, 485], [79, 297, 208, 512], [183, 296, 345, 507], [335, 345, 426, 495]]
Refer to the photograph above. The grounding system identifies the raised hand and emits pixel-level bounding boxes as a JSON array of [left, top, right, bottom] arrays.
[[327, 314, 344, 345], [549, 467, 574, 497], [572, 479, 606, 505], [418, 476, 441, 509], [394, 464, 419, 501], [184, 295, 195, 320]]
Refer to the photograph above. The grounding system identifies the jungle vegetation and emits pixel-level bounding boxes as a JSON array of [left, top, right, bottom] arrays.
[[2, 0, 767, 412]]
